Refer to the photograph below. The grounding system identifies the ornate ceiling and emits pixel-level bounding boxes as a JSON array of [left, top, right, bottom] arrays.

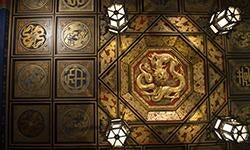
[[5, 0, 250, 149]]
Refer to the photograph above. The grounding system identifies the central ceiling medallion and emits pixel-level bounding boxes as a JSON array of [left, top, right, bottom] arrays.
[[133, 49, 189, 106], [120, 35, 205, 122]]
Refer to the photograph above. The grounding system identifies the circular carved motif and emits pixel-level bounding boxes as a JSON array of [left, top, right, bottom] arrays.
[[17, 110, 45, 138], [17, 64, 47, 92], [20, 23, 47, 49], [61, 64, 90, 93], [135, 52, 186, 103], [62, 22, 91, 50], [23, 0, 48, 9], [64, 0, 90, 8], [63, 109, 90, 137]]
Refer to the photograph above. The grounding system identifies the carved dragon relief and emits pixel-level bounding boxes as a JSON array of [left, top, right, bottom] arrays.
[[136, 52, 186, 102]]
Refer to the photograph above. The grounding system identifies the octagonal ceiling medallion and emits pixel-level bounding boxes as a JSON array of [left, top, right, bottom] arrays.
[[120, 35, 206, 122], [132, 48, 191, 109]]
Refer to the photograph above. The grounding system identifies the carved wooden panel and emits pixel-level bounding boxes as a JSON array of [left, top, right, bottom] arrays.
[[184, 0, 218, 13], [228, 58, 250, 96], [56, 59, 95, 98], [228, 19, 250, 53], [100, 0, 138, 12], [15, 0, 53, 13], [58, 0, 94, 12], [13, 17, 53, 55], [56, 17, 95, 55], [142, 0, 179, 12], [55, 103, 95, 144], [11, 104, 51, 144], [12, 59, 51, 99]]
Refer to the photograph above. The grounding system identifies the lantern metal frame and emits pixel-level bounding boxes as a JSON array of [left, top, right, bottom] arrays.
[[209, 6, 241, 35], [106, 118, 131, 148], [213, 116, 249, 143], [105, 1, 129, 34]]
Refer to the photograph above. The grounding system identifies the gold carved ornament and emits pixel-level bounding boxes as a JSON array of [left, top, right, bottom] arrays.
[[136, 53, 186, 102], [20, 24, 47, 49], [62, 22, 91, 50], [64, 0, 90, 8]]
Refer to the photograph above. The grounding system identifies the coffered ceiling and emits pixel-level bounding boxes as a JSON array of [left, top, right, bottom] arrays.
[[5, 0, 250, 149]]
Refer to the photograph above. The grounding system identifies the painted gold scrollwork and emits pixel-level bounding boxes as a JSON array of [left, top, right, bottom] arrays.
[[136, 53, 186, 102], [64, 0, 90, 8], [20, 23, 47, 49]]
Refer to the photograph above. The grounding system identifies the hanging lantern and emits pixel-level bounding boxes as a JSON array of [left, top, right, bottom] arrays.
[[209, 6, 241, 35], [213, 116, 249, 143], [106, 3, 128, 34], [106, 118, 131, 147]]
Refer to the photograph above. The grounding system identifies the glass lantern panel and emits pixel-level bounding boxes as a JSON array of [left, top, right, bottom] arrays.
[[215, 130, 223, 140], [222, 123, 233, 132], [108, 11, 114, 17], [109, 28, 119, 34], [235, 15, 241, 21], [227, 10, 233, 17], [220, 31, 229, 35], [210, 14, 215, 23], [228, 7, 235, 13], [236, 125, 243, 131], [119, 129, 126, 137], [214, 119, 222, 129], [122, 126, 130, 134], [113, 128, 120, 135], [114, 139, 123, 147], [223, 132, 234, 141], [119, 8, 125, 15], [108, 138, 116, 145], [117, 14, 124, 20], [111, 14, 118, 20], [232, 128, 238, 134], [232, 18, 237, 22], [120, 25, 128, 33], [235, 8, 240, 15], [119, 136, 127, 143], [242, 126, 247, 133], [115, 4, 123, 11], [217, 10, 225, 19], [217, 18, 229, 28], [210, 25, 218, 33], [119, 18, 126, 26], [110, 20, 118, 27], [227, 14, 232, 21], [237, 136, 244, 142], [108, 131, 115, 138], [241, 133, 249, 140], [226, 23, 236, 29], [233, 133, 238, 139], [108, 5, 116, 11]]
